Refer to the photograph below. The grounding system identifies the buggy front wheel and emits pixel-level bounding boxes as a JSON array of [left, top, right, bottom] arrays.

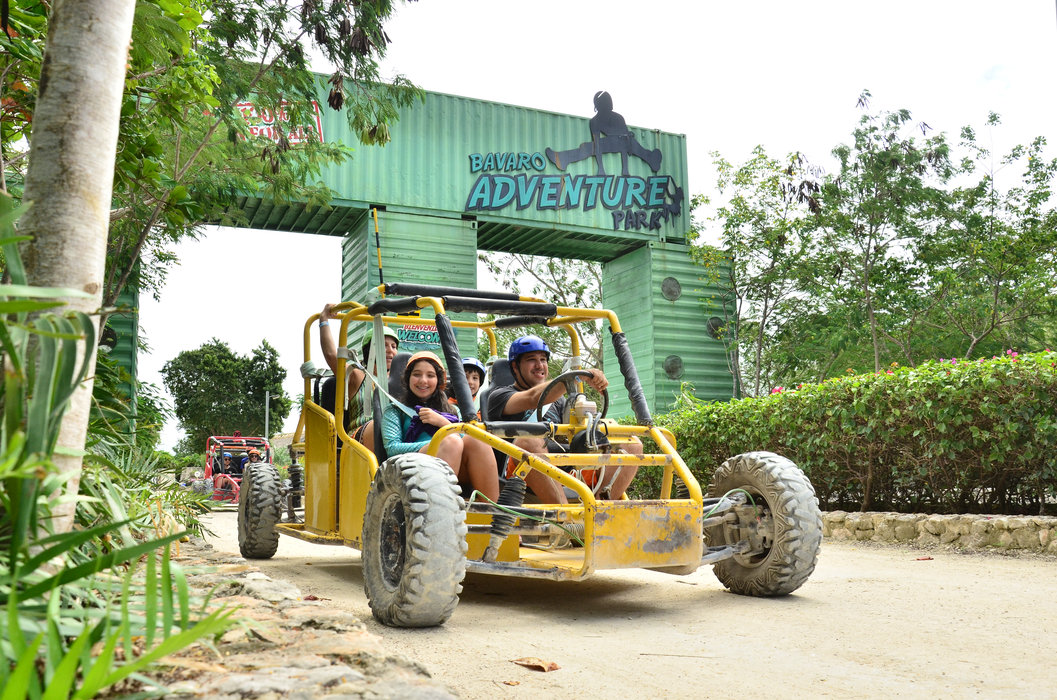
[[705, 451, 821, 596], [237, 463, 282, 559], [362, 453, 467, 627]]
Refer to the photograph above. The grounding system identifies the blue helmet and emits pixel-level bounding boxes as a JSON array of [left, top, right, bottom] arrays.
[[462, 357, 486, 378], [508, 335, 550, 364], [223, 452, 232, 458]]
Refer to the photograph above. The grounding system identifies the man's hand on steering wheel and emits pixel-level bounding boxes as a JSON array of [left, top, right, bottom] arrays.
[[582, 368, 608, 393], [535, 369, 610, 422]]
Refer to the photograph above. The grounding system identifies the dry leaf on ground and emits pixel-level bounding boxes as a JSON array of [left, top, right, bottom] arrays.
[[511, 657, 560, 672]]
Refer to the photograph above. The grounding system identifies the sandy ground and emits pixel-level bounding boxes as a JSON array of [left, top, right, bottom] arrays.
[[202, 511, 1057, 699]]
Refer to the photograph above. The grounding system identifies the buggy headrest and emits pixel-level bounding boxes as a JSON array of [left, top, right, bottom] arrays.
[[388, 352, 411, 397], [489, 358, 514, 388]]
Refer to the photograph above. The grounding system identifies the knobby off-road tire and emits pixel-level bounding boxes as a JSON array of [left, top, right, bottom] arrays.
[[362, 453, 468, 628], [238, 463, 282, 559], [706, 451, 822, 596]]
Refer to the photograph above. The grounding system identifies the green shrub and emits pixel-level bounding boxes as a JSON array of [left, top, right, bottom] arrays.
[[659, 350, 1057, 514], [0, 199, 231, 697]]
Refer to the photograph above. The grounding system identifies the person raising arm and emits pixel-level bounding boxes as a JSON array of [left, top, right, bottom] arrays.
[[318, 302, 399, 450]]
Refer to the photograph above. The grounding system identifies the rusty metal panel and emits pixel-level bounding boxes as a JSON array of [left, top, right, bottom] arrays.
[[588, 500, 702, 570]]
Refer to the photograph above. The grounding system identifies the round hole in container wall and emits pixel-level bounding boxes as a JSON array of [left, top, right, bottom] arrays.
[[661, 277, 681, 301], [663, 354, 684, 379], [706, 317, 725, 340]]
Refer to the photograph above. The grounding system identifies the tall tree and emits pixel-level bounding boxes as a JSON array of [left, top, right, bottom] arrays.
[[3, 0, 422, 308], [924, 114, 1057, 357], [17, 0, 136, 533], [479, 252, 605, 367], [2, 0, 422, 531], [810, 91, 952, 372], [161, 338, 291, 450], [694, 148, 819, 396]]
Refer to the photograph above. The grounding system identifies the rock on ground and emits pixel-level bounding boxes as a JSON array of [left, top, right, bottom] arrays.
[[135, 539, 456, 699]]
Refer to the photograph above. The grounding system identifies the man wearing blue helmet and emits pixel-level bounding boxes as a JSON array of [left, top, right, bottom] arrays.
[[488, 335, 639, 502]]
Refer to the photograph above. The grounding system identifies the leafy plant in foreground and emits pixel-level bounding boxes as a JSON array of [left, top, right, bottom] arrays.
[[1, 199, 232, 696]]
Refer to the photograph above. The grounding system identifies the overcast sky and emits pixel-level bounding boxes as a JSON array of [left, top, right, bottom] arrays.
[[140, 1, 1057, 451]]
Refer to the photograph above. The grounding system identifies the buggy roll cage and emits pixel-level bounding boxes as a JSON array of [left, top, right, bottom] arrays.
[[306, 282, 650, 424], [290, 283, 697, 506]]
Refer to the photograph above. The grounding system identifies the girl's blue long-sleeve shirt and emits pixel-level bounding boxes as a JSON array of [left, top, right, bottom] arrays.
[[380, 406, 430, 456]]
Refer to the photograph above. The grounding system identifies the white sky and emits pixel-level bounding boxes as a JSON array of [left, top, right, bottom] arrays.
[[139, 0, 1057, 451]]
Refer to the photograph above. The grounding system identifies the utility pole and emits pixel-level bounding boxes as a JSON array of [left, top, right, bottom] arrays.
[[265, 390, 270, 437]]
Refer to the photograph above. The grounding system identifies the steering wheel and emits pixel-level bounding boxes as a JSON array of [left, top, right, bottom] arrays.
[[535, 369, 610, 422]]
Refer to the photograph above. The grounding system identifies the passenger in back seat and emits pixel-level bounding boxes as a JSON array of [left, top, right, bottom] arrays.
[[318, 303, 399, 451], [449, 357, 485, 420]]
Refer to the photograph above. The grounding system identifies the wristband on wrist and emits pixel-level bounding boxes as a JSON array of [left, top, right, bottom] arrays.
[[319, 319, 330, 327]]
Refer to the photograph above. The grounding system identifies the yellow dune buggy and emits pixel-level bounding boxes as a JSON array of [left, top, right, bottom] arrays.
[[237, 283, 822, 627]]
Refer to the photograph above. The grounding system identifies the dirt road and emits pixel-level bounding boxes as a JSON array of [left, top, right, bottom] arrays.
[[202, 511, 1056, 699]]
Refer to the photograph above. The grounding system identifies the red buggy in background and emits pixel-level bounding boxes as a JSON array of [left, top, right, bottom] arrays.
[[204, 432, 273, 502]]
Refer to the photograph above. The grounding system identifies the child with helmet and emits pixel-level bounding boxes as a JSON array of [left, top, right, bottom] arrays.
[[449, 357, 486, 419], [381, 351, 499, 501]]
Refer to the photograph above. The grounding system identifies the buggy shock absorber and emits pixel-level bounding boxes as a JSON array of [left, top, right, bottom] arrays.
[[482, 477, 527, 562], [288, 465, 303, 508]]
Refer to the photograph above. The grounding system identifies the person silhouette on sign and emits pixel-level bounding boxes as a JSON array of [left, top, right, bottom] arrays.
[[545, 91, 662, 176]]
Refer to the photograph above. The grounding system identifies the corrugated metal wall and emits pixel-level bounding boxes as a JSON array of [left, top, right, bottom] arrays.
[[107, 286, 139, 436], [116, 87, 725, 427], [342, 209, 478, 357], [603, 242, 733, 418]]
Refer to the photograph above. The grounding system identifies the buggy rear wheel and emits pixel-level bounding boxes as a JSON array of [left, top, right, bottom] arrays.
[[238, 463, 282, 559], [362, 453, 467, 627], [706, 452, 821, 596]]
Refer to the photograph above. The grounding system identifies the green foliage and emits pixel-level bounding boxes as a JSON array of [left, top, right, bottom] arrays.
[[695, 149, 819, 396], [81, 445, 212, 539], [2, 0, 423, 307], [89, 350, 171, 454], [161, 337, 291, 448], [478, 253, 604, 367], [660, 350, 1057, 515], [152, 449, 181, 479], [696, 94, 1057, 393], [0, 198, 231, 697], [271, 443, 291, 468], [923, 115, 1057, 357]]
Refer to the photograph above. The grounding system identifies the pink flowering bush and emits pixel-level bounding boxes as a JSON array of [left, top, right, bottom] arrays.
[[657, 350, 1057, 514]]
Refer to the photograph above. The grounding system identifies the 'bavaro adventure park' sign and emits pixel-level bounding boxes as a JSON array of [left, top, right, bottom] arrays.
[[464, 92, 683, 233]]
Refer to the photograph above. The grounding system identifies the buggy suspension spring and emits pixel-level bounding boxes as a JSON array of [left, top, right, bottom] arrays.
[[482, 477, 526, 562], [288, 465, 303, 508]]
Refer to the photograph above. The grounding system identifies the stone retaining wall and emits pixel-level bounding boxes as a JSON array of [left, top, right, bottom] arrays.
[[822, 511, 1057, 555]]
